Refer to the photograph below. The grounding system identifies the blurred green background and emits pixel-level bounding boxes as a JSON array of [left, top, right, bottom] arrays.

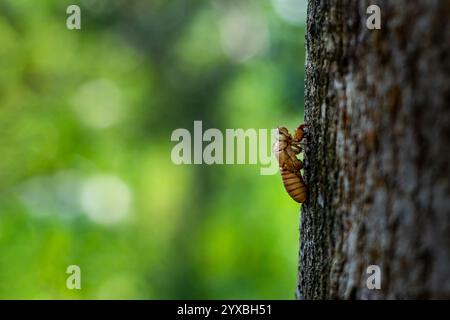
[[0, 0, 307, 299]]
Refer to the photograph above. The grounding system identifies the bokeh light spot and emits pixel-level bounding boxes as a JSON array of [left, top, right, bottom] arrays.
[[71, 79, 124, 129], [272, 0, 307, 25], [80, 174, 132, 225], [218, 7, 269, 63]]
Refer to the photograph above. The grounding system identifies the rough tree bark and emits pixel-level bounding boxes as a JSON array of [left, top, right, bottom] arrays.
[[297, 0, 450, 299]]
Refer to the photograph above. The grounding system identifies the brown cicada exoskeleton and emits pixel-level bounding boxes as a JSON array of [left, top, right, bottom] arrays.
[[273, 124, 307, 203]]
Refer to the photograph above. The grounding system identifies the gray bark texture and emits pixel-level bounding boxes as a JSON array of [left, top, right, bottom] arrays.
[[297, 0, 450, 299]]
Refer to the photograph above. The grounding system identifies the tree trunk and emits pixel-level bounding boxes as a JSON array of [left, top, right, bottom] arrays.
[[297, 0, 450, 299]]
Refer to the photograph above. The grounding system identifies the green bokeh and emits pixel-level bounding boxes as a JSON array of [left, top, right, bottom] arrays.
[[0, 0, 306, 299]]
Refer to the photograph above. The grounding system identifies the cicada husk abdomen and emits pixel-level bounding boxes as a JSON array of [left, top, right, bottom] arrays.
[[280, 168, 307, 203]]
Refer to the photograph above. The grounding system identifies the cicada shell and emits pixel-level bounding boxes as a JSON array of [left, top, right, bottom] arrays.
[[274, 124, 307, 203]]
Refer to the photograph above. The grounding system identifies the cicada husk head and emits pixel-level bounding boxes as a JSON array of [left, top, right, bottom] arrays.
[[277, 126, 291, 140], [293, 124, 306, 141]]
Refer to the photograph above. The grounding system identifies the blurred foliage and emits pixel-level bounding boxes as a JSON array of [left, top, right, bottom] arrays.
[[0, 0, 307, 299]]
